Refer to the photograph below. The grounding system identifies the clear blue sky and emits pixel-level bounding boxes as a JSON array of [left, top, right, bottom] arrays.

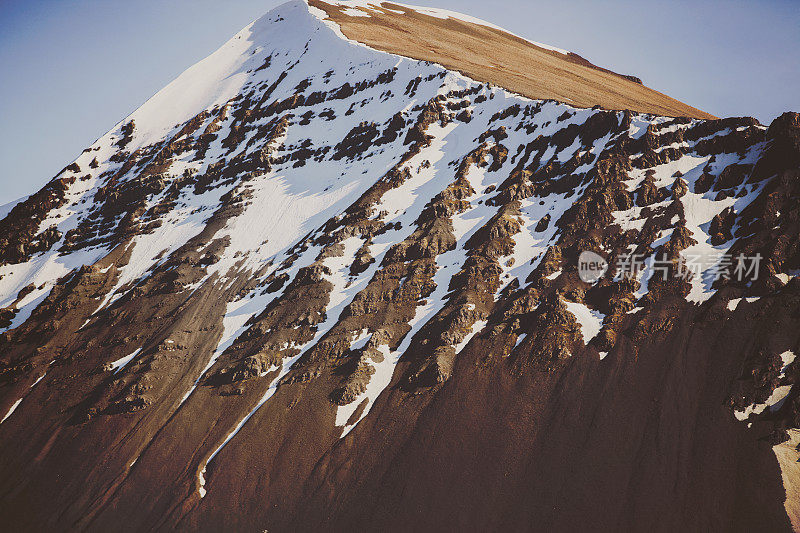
[[1, 0, 798, 205]]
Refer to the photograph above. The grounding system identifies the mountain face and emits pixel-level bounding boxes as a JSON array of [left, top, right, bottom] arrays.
[[0, 1, 799, 530]]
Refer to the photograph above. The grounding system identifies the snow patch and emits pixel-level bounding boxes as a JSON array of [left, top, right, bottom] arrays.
[[341, 6, 371, 17], [514, 333, 527, 347], [109, 348, 142, 373], [454, 319, 487, 355], [734, 350, 795, 421], [563, 299, 604, 344], [727, 296, 761, 311], [773, 429, 800, 531], [0, 398, 23, 425]]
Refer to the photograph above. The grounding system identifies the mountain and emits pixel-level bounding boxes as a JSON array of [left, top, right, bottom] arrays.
[[0, 1, 798, 530]]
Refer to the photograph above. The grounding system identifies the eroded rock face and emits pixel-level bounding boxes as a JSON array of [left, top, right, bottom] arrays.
[[0, 2, 798, 532]]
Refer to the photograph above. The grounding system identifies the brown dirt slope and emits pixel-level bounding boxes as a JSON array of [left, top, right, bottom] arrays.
[[310, 0, 716, 120]]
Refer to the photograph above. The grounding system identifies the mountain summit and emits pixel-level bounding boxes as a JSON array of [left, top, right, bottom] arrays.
[[0, 1, 798, 531]]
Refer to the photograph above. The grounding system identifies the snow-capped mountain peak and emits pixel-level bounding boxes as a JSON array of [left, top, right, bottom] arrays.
[[1, 1, 799, 530]]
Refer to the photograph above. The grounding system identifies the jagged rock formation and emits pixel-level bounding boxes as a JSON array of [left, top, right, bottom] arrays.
[[0, 1, 798, 531]]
